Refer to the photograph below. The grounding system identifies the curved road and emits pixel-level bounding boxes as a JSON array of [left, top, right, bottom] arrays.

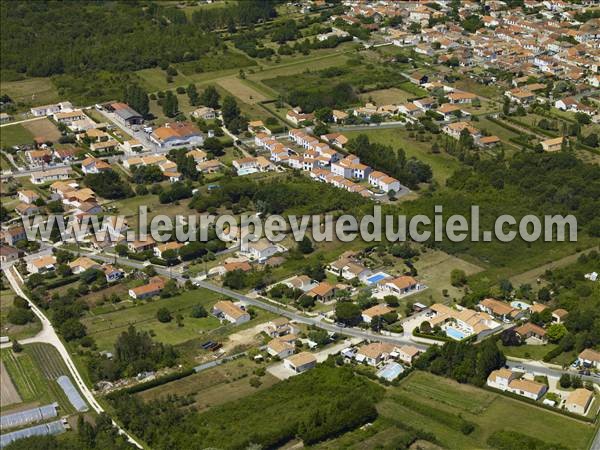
[[2, 266, 143, 449]]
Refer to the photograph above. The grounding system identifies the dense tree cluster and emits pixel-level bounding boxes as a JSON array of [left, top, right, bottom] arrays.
[[111, 364, 383, 449], [123, 84, 149, 117], [346, 134, 433, 189], [84, 170, 133, 199], [88, 325, 177, 382], [414, 340, 506, 386], [190, 0, 278, 31]]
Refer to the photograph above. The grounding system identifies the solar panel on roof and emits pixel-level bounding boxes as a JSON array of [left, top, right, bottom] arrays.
[[56, 376, 88, 412], [0, 403, 58, 430], [0, 420, 65, 448]]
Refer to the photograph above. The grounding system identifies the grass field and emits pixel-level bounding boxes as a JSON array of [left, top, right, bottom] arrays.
[[217, 76, 270, 104], [0, 344, 80, 414], [138, 357, 279, 412], [0, 77, 60, 107], [409, 249, 484, 305], [0, 288, 43, 341], [344, 128, 462, 184], [359, 88, 414, 105], [377, 371, 595, 450], [81, 288, 224, 351], [498, 343, 557, 361], [0, 123, 34, 147]]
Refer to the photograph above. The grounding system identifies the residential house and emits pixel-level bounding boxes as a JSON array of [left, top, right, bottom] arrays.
[[150, 122, 204, 149], [578, 349, 600, 368], [265, 318, 298, 338], [283, 275, 317, 293], [197, 159, 222, 174], [102, 264, 124, 283], [514, 322, 547, 344], [529, 303, 549, 314], [129, 276, 166, 299], [267, 338, 295, 359], [507, 378, 547, 400], [14, 203, 40, 217], [332, 110, 349, 123], [321, 133, 348, 149], [286, 109, 315, 126], [121, 139, 144, 153], [53, 109, 86, 124], [127, 237, 156, 253], [1, 226, 27, 246], [443, 121, 480, 140], [90, 139, 119, 153], [540, 137, 563, 152], [212, 300, 251, 325], [327, 253, 370, 281], [27, 255, 57, 274], [284, 352, 317, 373], [81, 157, 111, 174], [191, 106, 216, 120], [505, 88, 536, 105], [361, 304, 394, 324], [407, 71, 429, 85], [478, 135, 501, 147], [436, 103, 469, 121], [447, 91, 477, 104], [186, 149, 207, 164], [241, 239, 281, 262], [428, 303, 502, 340], [487, 368, 519, 390], [478, 298, 524, 322], [0, 246, 19, 264], [154, 241, 183, 259], [68, 257, 100, 274], [17, 190, 40, 205], [26, 149, 52, 166], [307, 282, 336, 303], [368, 171, 401, 193], [30, 168, 71, 184], [31, 104, 61, 117], [356, 342, 395, 367], [565, 389, 594, 416], [377, 276, 419, 297], [552, 308, 569, 323], [397, 345, 421, 365]]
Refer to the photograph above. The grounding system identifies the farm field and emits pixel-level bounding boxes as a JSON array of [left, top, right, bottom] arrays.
[[0, 288, 42, 341], [0, 360, 21, 408], [138, 357, 279, 412], [22, 117, 61, 142], [0, 343, 81, 415], [0, 123, 34, 148], [343, 128, 462, 184], [377, 371, 595, 450], [217, 76, 270, 104]]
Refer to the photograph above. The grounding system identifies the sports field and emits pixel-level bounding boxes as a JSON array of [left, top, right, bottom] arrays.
[[378, 371, 595, 450]]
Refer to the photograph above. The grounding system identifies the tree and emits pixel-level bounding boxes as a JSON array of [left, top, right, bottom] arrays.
[[12, 340, 23, 353], [7, 307, 34, 325], [187, 83, 199, 106], [546, 323, 567, 343], [162, 91, 179, 118], [190, 304, 207, 318], [559, 373, 571, 388], [59, 318, 87, 341], [200, 85, 220, 109], [123, 84, 149, 117], [222, 95, 241, 126], [537, 287, 551, 302], [450, 269, 467, 287], [297, 236, 314, 254], [156, 307, 172, 323], [335, 302, 362, 326], [383, 295, 399, 307]]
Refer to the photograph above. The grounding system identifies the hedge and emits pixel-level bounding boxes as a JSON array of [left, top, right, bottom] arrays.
[[44, 275, 80, 289], [412, 329, 453, 342]]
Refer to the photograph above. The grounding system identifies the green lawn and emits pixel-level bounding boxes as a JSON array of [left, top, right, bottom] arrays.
[[81, 288, 223, 351], [344, 128, 462, 184], [1, 343, 82, 414], [0, 288, 43, 341], [378, 371, 595, 450], [0, 123, 34, 148], [498, 343, 557, 361]]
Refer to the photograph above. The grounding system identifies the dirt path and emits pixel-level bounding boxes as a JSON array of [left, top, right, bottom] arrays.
[[509, 246, 599, 286]]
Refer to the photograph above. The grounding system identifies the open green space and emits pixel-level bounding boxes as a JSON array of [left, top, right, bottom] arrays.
[[378, 371, 595, 450], [0, 288, 42, 341], [344, 128, 462, 184], [81, 288, 223, 351], [0, 123, 34, 148], [498, 343, 557, 361], [0, 77, 60, 107]]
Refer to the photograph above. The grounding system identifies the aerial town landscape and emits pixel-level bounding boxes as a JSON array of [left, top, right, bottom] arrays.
[[0, 0, 599, 449]]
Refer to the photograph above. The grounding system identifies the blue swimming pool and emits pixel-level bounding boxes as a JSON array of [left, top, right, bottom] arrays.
[[237, 167, 258, 176], [445, 326, 468, 341], [377, 362, 404, 381], [366, 272, 390, 284]]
